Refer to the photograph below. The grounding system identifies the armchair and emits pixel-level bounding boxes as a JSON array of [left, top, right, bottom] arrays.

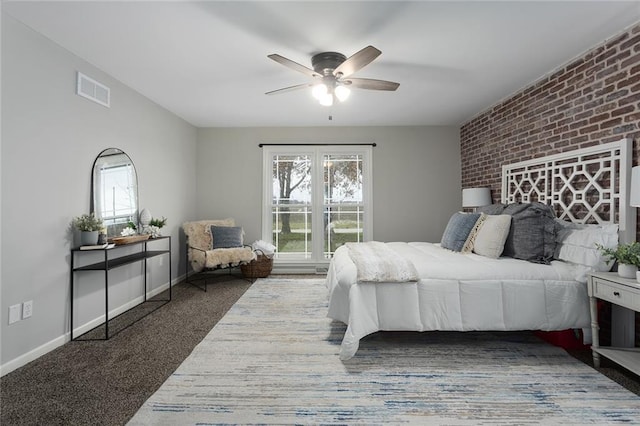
[[183, 219, 255, 291]]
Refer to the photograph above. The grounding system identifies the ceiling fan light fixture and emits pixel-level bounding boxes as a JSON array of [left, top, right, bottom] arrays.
[[267, 46, 399, 107], [335, 85, 350, 102], [319, 92, 333, 106], [312, 84, 328, 101]]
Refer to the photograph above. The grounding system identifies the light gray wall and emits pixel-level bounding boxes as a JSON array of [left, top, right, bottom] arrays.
[[1, 12, 462, 374], [196, 126, 461, 245], [1, 14, 198, 373]]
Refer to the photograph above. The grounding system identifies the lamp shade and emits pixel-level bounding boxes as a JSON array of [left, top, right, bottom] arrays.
[[462, 187, 492, 208], [630, 166, 640, 207]]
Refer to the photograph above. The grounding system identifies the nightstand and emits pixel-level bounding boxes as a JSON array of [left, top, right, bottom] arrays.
[[588, 272, 640, 375]]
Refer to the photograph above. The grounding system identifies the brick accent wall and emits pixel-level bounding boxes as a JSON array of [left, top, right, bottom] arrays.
[[461, 23, 640, 200], [460, 22, 640, 347]]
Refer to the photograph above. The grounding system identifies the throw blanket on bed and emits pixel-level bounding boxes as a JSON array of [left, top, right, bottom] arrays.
[[346, 241, 419, 282]]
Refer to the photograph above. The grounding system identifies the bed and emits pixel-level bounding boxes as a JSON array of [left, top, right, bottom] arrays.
[[327, 138, 634, 360]]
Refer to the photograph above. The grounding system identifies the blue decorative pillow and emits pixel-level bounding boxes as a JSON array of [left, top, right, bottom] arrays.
[[211, 226, 243, 249], [441, 212, 482, 252]]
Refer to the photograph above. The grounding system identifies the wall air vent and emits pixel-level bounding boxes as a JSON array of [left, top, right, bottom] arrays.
[[76, 72, 110, 108]]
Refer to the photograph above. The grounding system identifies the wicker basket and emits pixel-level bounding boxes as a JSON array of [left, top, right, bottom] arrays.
[[240, 250, 273, 279]]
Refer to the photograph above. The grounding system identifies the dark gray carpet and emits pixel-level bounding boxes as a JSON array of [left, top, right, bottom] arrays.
[[1, 274, 252, 426], [1, 275, 639, 425]]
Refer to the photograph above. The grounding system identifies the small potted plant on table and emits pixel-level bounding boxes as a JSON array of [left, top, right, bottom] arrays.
[[147, 217, 167, 238], [73, 213, 103, 246], [597, 242, 640, 279]]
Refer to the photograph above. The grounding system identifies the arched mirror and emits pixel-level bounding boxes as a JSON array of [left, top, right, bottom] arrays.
[[90, 148, 139, 237]]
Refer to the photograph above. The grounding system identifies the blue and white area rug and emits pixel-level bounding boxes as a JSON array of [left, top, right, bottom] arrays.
[[129, 278, 640, 425]]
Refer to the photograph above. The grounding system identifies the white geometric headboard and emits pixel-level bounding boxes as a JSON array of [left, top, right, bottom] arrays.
[[502, 138, 634, 243]]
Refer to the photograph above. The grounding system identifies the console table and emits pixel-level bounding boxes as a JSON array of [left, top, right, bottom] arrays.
[[588, 271, 640, 376], [70, 236, 171, 340]]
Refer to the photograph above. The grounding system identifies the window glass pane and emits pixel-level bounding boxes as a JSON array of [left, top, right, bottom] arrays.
[[324, 206, 363, 257], [324, 153, 364, 257], [272, 154, 312, 259], [272, 155, 311, 204], [324, 154, 363, 203], [272, 206, 312, 259]]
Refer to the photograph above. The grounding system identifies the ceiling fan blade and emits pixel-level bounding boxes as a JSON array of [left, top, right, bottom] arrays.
[[265, 83, 313, 95], [268, 54, 320, 78], [344, 78, 400, 91], [333, 45, 381, 78]]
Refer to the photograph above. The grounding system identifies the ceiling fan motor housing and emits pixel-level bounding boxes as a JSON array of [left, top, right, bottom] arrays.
[[311, 52, 346, 76]]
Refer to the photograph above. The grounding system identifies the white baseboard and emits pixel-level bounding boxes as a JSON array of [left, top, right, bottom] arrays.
[[0, 275, 182, 377], [70, 281, 171, 338], [0, 333, 68, 377]]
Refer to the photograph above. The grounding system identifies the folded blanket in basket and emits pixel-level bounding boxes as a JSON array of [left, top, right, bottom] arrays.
[[346, 241, 419, 282]]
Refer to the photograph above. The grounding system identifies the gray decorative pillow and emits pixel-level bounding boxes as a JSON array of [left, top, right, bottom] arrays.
[[501, 202, 557, 264], [477, 203, 507, 215], [441, 212, 482, 252], [211, 226, 244, 249]]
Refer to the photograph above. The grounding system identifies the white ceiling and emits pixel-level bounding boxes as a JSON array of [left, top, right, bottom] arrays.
[[4, 1, 640, 128]]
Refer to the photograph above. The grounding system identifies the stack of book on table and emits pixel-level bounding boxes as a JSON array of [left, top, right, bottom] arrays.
[[79, 243, 116, 250]]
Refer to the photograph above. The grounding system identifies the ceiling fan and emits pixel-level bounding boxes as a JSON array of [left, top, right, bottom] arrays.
[[266, 45, 400, 106]]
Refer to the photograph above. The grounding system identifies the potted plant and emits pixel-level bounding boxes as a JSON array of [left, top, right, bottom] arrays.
[[144, 217, 167, 238], [149, 217, 167, 228], [120, 221, 138, 237], [596, 242, 640, 278], [72, 213, 103, 246]]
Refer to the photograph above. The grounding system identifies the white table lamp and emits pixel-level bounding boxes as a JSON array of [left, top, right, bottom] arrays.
[[462, 187, 492, 210]]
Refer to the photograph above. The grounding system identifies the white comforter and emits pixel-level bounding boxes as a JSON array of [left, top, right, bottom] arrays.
[[326, 242, 591, 360]]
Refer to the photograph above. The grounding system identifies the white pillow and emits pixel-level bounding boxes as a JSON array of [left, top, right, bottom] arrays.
[[472, 214, 511, 258], [554, 220, 618, 271]]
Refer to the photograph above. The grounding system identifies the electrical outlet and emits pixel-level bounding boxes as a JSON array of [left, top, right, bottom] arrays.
[[9, 304, 21, 324], [23, 300, 33, 319]]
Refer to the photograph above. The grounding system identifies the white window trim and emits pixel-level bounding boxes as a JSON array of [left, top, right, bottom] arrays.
[[262, 145, 373, 269]]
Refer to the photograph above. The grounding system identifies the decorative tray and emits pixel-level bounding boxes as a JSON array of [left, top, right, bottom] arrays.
[[110, 234, 151, 245]]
